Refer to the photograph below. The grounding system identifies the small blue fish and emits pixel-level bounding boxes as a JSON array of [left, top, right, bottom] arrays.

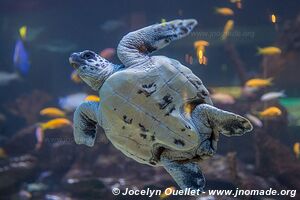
[[13, 39, 30, 75]]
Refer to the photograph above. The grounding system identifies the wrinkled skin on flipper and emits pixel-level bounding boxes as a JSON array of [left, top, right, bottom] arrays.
[[161, 156, 205, 191], [191, 104, 252, 159], [192, 104, 252, 137], [117, 19, 198, 67], [73, 101, 100, 147]]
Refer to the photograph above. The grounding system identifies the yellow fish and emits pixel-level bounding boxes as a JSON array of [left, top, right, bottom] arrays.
[[198, 54, 208, 65], [0, 148, 7, 158], [245, 78, 273, 88], [257, 46, 281, 55], [198, 49, 203, 59], [221, 20, 234, 40], [215, 7, 234, 16], [197, 49, 208, 65], [40, 118, 72, 131], [194, 40, 209, 65], [35, 118, 71, 149], [85, 95, 100, 102], [271, 14, 277, 24], [293, 142, 300, 159], [40, 107, 66, 118], [19, 26, 27, 40], [259, 106, 282, 118], [159, 186, 176, 199]]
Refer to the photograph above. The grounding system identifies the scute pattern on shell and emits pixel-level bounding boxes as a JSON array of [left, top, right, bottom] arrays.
[[99, 56, 212, 166]]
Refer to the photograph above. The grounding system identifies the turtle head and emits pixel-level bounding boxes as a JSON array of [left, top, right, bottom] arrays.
[[69, 50, 115, 90]]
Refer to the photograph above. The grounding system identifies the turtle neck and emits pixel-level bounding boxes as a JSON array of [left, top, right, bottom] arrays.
[[92, 64, 125, 91]]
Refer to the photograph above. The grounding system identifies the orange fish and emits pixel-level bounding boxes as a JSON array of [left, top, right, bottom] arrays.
[[40, 107, 66, 118], [84, 95, 100, 102], [40, 118, 72, 131], [221, 20, 234, 40], [259, 107, 282, 118], [215, 7, 234, 16], [198, 49, 204, 63], [194, 40, 209, 65], [271, 14, 277, 24], [35, 118, 72, 149], [198, 54, 208, 65], [245, 78, 273, 88], [257, 46, 281, 55]]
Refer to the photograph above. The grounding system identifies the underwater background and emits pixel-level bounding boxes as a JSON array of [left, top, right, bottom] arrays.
[[0, 0, 300, 199]]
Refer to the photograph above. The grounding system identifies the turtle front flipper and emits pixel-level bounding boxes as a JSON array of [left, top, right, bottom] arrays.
[[117, 19, 197, 67], [161, 155, 205, 191], [73, 101, 100, 147], [192, 104, 253, 137]]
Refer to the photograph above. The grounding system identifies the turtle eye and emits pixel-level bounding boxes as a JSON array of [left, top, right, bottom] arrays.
[[82, 51, 94, 59]]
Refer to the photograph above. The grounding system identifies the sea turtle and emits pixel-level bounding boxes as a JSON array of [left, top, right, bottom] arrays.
[[69, 19, 252, 191]]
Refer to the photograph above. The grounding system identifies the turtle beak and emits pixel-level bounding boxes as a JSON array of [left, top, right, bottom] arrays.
[[69, 53, 82, 69]]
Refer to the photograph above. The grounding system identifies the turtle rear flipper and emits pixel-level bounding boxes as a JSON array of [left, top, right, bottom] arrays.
[[73, 101, 100, 147], [161, 155, 205, 191], [192, 104, 253, 137], [117, 19, 197, 67]]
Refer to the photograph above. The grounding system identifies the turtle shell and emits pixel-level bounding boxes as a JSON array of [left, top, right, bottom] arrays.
[[99, 56, 212, 166]]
